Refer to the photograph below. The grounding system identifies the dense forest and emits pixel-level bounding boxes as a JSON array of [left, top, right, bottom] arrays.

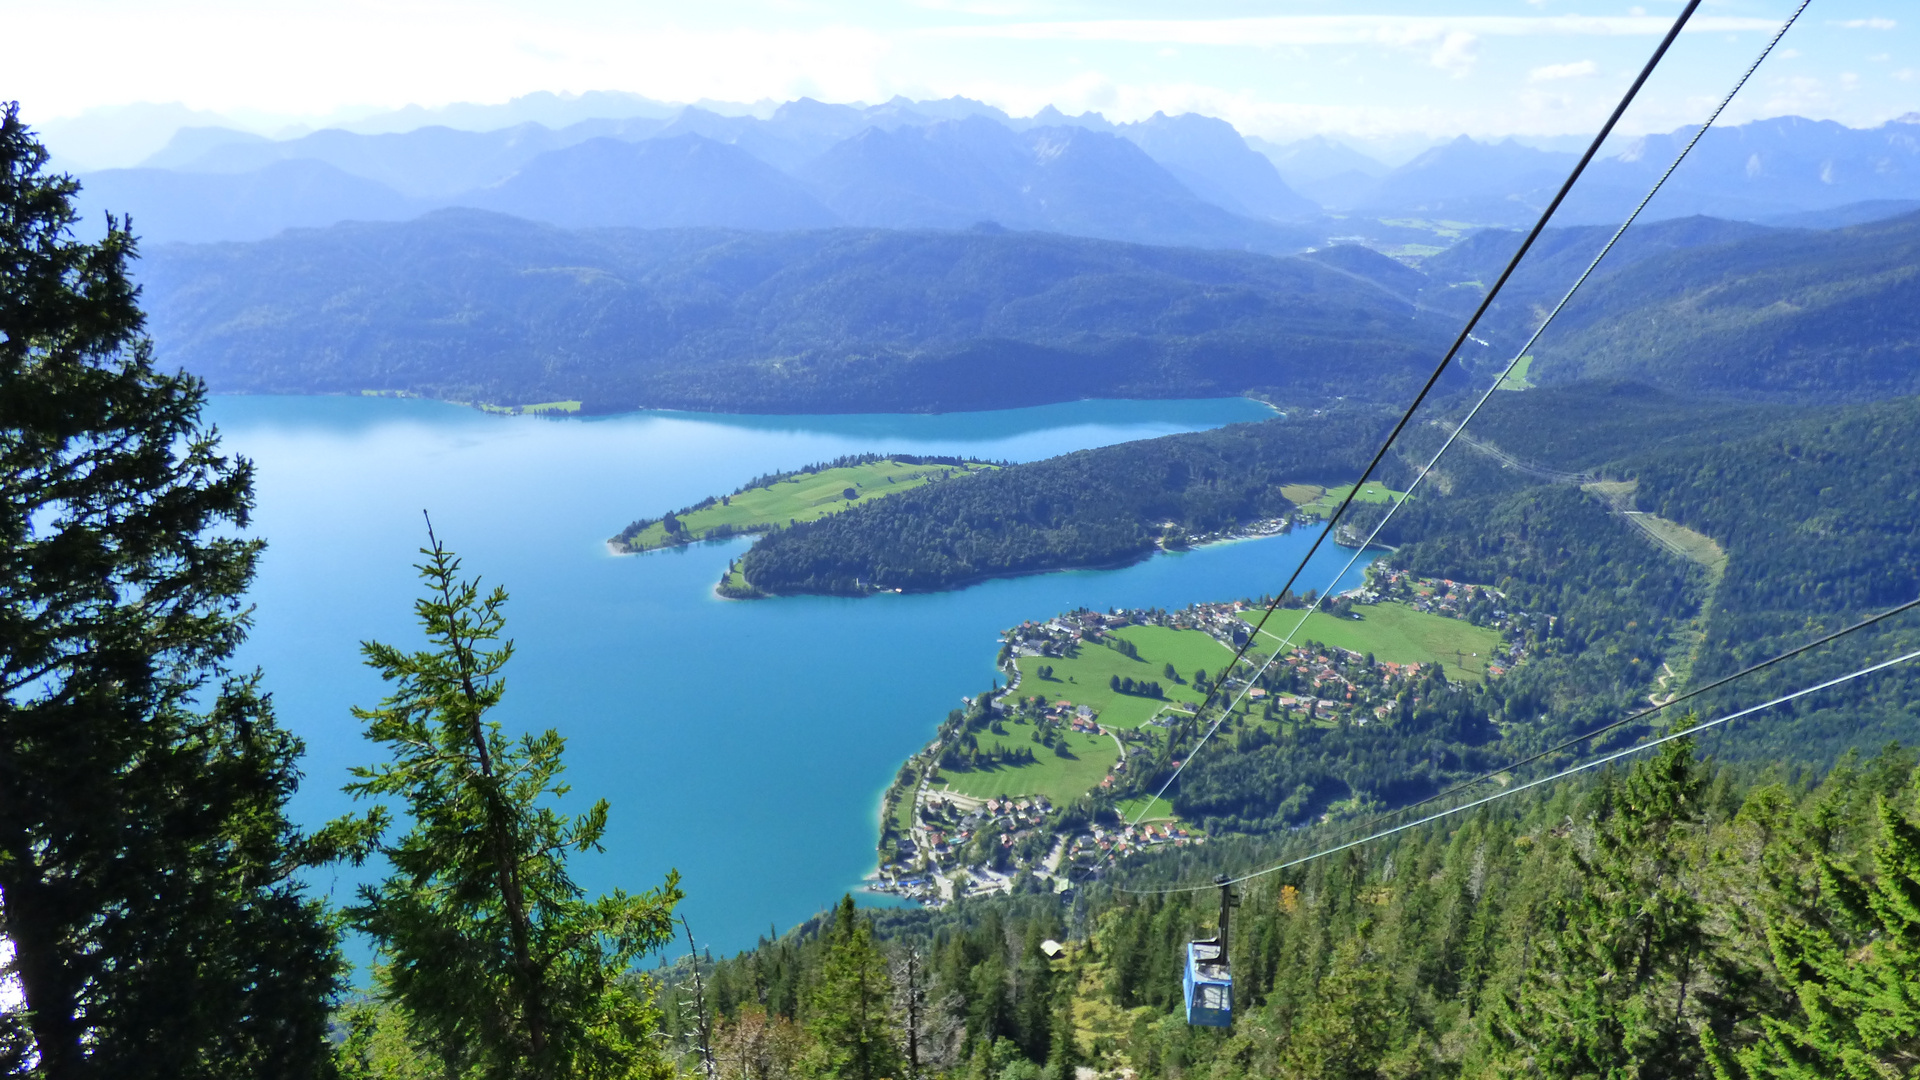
[[673, 740, 1920, 1080], [135, 211, 1458, 413], [1522, 210, 1920, 401]]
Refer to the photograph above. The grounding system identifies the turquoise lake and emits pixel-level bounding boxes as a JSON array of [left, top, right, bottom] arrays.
[[210, 394, 1377, 957]]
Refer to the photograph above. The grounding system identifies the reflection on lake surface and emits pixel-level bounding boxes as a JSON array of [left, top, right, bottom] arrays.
[[212, 394, 1373, 955]]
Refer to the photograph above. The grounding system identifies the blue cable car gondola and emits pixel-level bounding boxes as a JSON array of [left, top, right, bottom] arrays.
[[1184, 876, 1238, 1027]]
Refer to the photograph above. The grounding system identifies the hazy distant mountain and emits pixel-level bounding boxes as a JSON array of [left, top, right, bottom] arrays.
[[36, 102, 249, 171], [1358, 137, 1575, 225], [1250, 135, 1391, 210], [73, 160, 419, 243], [1347, 116, 1920, 228], [145, 119, 669, 198], [1117, 113, 1318, 221], [646, 103, 860, 172], [140, 126, 275, 169], [1760, 199, 1920, 229], [135, 210, 1447, 413], [106, 96, 1318, 244], [465, 135, 839, 230], [337, 90, 683, 135], [797, 117, 1317, 251], [1563, 115, 1920, 224]]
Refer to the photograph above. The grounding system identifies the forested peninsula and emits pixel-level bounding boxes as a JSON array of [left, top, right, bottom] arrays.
[[729, 406, 1404, 595], [610, 453, 998, 554]]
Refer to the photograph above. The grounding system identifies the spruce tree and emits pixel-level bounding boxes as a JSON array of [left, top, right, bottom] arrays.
[[1491, 730, 1710, 1078], [804, 897, 903, 1080], [0, 103, 343, 1077], [1714, 782, 1920, 1078], [326, 528, 683, 1079], [1281, 935, 1394, 1080]]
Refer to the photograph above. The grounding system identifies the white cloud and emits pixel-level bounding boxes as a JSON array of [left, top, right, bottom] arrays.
[[1429, 32, 1479, 78], [1528, 60, 1598, 82], [922, 14, 1784, 47], [1831, 18, 1897, 30], [7, 2, 896, 118]]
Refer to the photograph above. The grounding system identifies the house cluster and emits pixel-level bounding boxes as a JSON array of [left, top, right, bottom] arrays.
[[1178, 516, 1294, 547], [1005, 608, 1139, 658], [877, 572, 1549, 904], [1068, 820, 1202, 863], [983, 795, 1053, 822]]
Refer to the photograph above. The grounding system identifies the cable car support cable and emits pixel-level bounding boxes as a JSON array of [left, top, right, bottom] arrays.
[[1084, 0, 1706, 868], [1125, 645, 1920, 896], [1201, 0, 1819, 851]]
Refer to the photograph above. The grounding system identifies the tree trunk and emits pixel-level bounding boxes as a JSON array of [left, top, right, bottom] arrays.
[[444, 572, 549, 1063], [0, 846, 87, 1079]]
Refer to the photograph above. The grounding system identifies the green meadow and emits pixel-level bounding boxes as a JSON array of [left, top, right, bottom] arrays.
[[1495, 354, 1536, 391], [1112, 794, 1178, 825], [935, 728, 1121, 806], [620, 459, 996, 552], [476, 399, 582, 415], [1240, 601, 1504, 682], [1012, 624, 1240, 730], [1282, 480, 1407, 519]]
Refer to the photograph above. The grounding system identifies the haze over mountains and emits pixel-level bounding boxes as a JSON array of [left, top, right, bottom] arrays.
[[71, 94, 1920, 250], [134, 202, 1920, 414], [135, 211, 1451, 413], [58, 90, 1920, 418]]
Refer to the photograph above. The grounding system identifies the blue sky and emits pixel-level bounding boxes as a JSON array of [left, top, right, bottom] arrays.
[[10, 1, 1912, 144]]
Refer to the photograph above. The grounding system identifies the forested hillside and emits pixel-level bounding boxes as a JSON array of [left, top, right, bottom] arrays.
[[137, 211, 1453, 413], [1521, 211, 1920, 400], [675, 741, 1920, 1080]]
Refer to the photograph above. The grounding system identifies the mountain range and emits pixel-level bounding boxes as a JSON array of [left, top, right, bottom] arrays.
[[76, 98, 1323, 250], [71, 94, 1920, 253], [132, 210, 1453, 413], [132, 205, 1920, 414]]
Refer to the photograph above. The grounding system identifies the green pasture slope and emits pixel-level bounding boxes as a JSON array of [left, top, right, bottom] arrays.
[[1239, 601, 1503, 681], [1495, 354, 1536, 391], [1012, 625, 1239, 729], [947, 623, 1247, 806], [1280, 480, 1407, 519], [935, 728, 1120, 806], [617, 459, 996, 552]]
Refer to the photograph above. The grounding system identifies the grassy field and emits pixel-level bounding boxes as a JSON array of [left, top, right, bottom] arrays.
[[1113, 794, 1178, 824], [1635, 514, 1728, 576], [477, 399, 582, 415], [622, 459, 995, 552], [889, 780, 919, 837], [1285, 480, 1408, 519], [935, 728, 1120, 805], [1241, 601, 1504, 682], [1013, 625, 1239, 729], [1495, 354, 1536, 391]]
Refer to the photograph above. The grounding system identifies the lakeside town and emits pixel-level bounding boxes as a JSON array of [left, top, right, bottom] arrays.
[[868, 561, 1545, 904]]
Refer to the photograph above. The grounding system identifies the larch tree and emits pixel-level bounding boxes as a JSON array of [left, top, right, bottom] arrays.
[[0, 103, 344, 1077], [325, 526, 682, 1080]]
